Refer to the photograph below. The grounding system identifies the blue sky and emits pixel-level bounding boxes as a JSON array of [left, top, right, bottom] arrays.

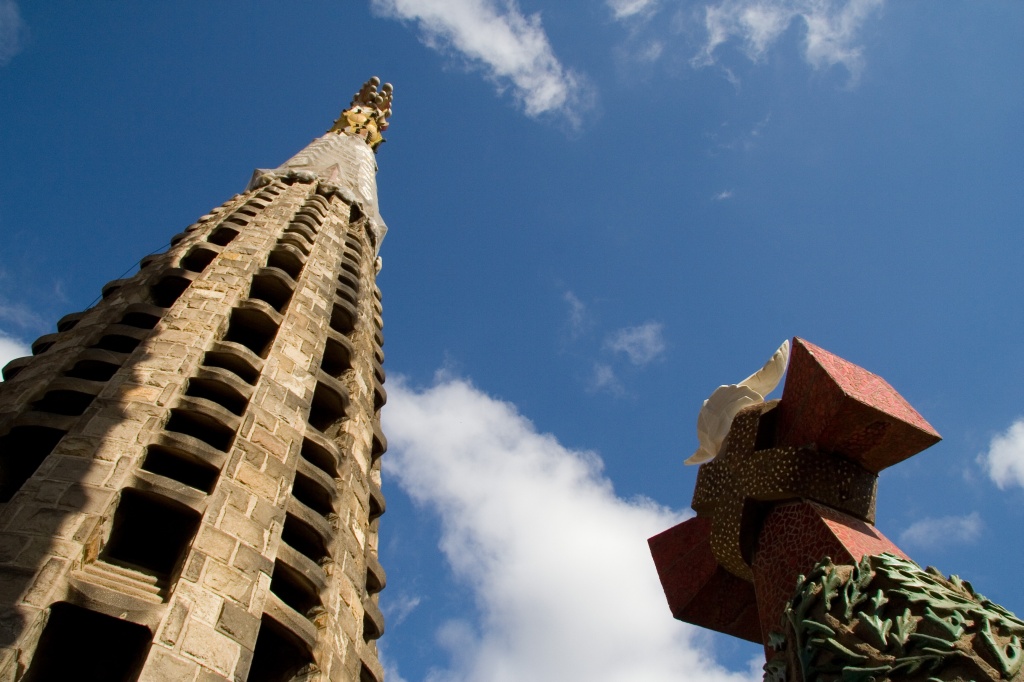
[[1, 1, 1022, 679]]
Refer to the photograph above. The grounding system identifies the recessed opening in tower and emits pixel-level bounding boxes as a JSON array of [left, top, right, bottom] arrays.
[[337, 270, 360, 293], [335, 283, 358, 306], [150, 274, 192, 308], [0, 425, 66, 502], [300, 438, 338, 478], [180, 245, 218, 273], [164, 408, 236, 452], [247, 615, 315, 682], [320, 336, 351, 378], [291, 471, 333, 517], [249, 272, 294, 313], [141, 444, 220, 493], [267, 247, 304, 280], [340, 260, 359, 280], [281, 513, 328, 565], [224, 306, 280, 358], [207, 226, 239, 246], [328, 302, 355, 336], [307, 382, 349, 434], [185, 377, 249, 416], [21, 602, 152, 682], [269, 560, 322, 617], [203, 346, 261, 385], [283, 225, 315, 245], [32, 389, 96, 417], [31, 338, 55, 355], [91, 334, 142, 354], [56, 312, 85, 332], [65, 359, 120, 382], [101, 489, 201, 579], [119, 310, 160, 330], [276, 234, 310, 256]]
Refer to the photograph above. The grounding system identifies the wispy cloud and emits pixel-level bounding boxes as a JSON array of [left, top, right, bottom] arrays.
[[712, 189, 734, 201], [0, 331, 29, 379], [562, 290, 590, 340], [371, 0, 591, 123], [692, 0, 884, 82], [589, 362, 624, 395], [608, 0, 660, 21], [382, 593, 422, 628], [979, 418, 1024, 490], [0, 300, 44, 331], [383, 376, 757, 682], [0, 0, 26, 67], [605, 321, 666, 366], [899, 512, 983, 550]]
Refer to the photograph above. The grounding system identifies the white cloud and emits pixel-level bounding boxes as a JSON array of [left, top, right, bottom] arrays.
[[562, 290, 589, 340], [712, 190, 734, 201], [605, 321, 666, 366], [692, 0, 884, 81], [0, 331, 28, 380], [608, 0, 660, 21], [589, 362, 624, 395], [979, 418, 1024, 490], [0, 0, 25, 67], [383, 376, 758, 682], [371, 0, 590, 122], [899, 512, 983, 550], [382, 593, 422, 627]]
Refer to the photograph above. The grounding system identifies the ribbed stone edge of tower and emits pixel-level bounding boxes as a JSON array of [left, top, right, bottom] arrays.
[[0, 77, 394, 682]]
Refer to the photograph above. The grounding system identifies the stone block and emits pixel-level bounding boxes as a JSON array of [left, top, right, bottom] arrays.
[[160, 597, 192, 646], [196, 526, 237, 564], [181, 622, 240, 676], [216, 600, 260, 646], [203, 561, 254, 605], [138, 646, 198, 682], [220, 508, 267, 551]]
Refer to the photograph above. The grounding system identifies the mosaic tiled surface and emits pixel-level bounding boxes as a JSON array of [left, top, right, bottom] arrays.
[[750, 500, 905, 643], [691, 403, 877, 581], [776, 338, 941, 472], [648, 517, 761, 643]]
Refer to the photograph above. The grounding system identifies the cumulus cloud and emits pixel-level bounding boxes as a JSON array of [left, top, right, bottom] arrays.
[[383, 376, 758, 682], [692, 0, 884, 81], [371, 0, 590, 122], [0, 0, 26, 67], [0, 331, 28, 380], [979, 418, 1024, 490], [605, 321, 666, 366], [899, 512, 983, 550]]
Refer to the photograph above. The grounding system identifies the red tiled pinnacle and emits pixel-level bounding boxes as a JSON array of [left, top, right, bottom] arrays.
[[776, 338, 941, 472]]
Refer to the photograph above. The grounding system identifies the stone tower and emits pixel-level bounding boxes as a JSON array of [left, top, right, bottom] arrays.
[[0, 77, 393, 681]]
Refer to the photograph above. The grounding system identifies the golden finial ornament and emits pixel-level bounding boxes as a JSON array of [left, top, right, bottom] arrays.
[[328, 77, 393, 152]]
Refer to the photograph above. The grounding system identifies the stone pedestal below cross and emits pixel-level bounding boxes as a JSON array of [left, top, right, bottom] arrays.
[[649, 338, 941, 649]]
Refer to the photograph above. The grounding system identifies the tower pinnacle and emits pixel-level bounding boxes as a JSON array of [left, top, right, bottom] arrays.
[[329, 77, 394, 152]]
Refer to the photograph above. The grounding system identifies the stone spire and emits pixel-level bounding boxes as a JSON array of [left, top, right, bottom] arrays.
[[0, 79, 393, 681]]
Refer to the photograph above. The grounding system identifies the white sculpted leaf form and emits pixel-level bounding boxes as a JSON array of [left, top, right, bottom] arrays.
[[685, 340, 790, 465]]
